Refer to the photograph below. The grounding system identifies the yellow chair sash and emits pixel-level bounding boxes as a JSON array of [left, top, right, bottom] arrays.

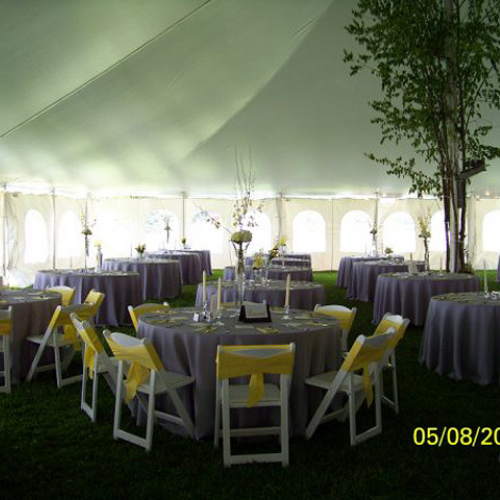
[[315, 309, 354, 330], [0, 319, 11, 336], [374, 319, 406, 348], [216, 346, 295, 408], [47, 308, 82, 350], [341, 337, 392, 407], [106, 337, 164, 403], [74, 324, 105, 378]]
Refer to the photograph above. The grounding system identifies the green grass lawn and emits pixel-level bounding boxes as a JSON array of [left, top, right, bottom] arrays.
[[1, 271, 499, 499]]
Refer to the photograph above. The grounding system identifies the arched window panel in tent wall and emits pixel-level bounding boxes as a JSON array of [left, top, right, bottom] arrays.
[[382, 212, 416, 254], [145, 209, 179, 251], [243, 211, 272, 254], [293, 210, 326, 253], [190, 211, 224, 254], [482, 210, 500, 252], [429, 210, 447, 252], [57, 211, 82, 260], [94, 213, 133, 258], [340, 210, 373, 253], [24, 210, 49, 264]]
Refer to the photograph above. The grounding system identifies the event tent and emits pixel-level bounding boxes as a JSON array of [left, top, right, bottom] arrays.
[[1, 0, 500, 285]]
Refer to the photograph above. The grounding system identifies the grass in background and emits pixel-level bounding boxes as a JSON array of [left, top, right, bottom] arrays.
[[1, 271, 499, 499]]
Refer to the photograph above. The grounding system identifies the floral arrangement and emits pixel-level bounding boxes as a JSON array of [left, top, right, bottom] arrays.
[[163, 214, 172, 244], [268, 244, 279, 261], [253, 250, 265, 269], [94, 240, 102, 251], [80, 212, 95, 237], [385, 247, 393, 255], [181, 237, 187, 245], [418, 214, 431, 240], [418, 212, 432, 270], [135, 243, 146, 254], [80, 208, 96, 270], [231, 230, 252, 244]]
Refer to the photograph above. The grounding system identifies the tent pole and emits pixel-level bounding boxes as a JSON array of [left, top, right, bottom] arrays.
[[181, 191, 186, 240], [2, 184, 6, 281], [52, 188, 56, 270]]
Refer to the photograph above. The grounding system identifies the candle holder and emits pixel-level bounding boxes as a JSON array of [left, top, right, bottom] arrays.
[[202, 301, 211, 322], [215, 308, 224, 326], [282, 305, 291, 320]]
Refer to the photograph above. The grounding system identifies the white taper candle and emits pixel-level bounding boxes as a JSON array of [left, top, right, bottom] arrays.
[[284, 274, 291, 308]]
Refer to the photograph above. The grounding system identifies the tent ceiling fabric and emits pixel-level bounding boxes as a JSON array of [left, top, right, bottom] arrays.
[[1, 0, 499, 197]]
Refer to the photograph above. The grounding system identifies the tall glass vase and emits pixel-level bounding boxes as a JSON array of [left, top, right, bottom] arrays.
[[424, 240, 430, 272], [235, 246, 246, 309], [84, 235, 89, 272]]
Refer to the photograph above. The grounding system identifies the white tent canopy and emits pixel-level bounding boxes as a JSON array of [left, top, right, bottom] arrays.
[[1, 0, 499, 197], [1, 1, 500, 286]]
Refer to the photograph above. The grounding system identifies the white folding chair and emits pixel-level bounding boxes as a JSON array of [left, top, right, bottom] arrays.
[[128, 302, 170, 333], [373, 313, 410, 414], [26, 304, 91, 387], [70, 313, 118, 422], [26, 291, 105, 388], [214, 343, 296, 467], [104, 331, 195, 451], [0, 307, 12, 394], [305, 330, 397, 445], [314, 304, 357, 352]]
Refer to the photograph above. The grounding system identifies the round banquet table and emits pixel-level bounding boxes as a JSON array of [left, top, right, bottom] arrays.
[[0, 290, 61, 382], [103, 259, 182, 300], [195, 280, 325, 310], [419, 292, 500, 384], [336, 256, 387, 288], [146, 252, 202, 284], [347, 260, 424, 302], [137, 308, 342, 438], [222, 265, 313, 282], [373, 272, 481, 325], [34, 269, 142, 326], [271, 257, 312, 268]]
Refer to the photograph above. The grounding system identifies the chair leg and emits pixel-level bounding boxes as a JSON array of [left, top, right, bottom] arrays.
[[145, 371, 157, 452], [221, 383, 232, 467], [391, 357, 399, 414], [26, 325, 54, 382], [113, 362, 125, 441], [348, 379, 357, 446], [4, 338, 11, 394], [91, 370, 99, 423], [214, 382, 221, 447], [280, 380, 289, 467], [168, 388, 195, 437], [53, 334, 63, 389]]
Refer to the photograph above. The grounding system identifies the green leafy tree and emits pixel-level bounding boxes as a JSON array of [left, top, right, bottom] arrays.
[[344, 0, 500, 271]]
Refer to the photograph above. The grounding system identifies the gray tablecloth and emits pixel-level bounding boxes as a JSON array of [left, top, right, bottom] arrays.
[[245, 253, 312, 267], [184, 250, 212, 275], [336, 256, 387, 288], [195, 280, 325, 310], [347, 261, 424, 302], [0, 290, 61, 381], [373, 273, 481, 325], [223, 265, 313, 282], [103, 259, 182, 300], [419, 292, 500, 384], [137, 308, 342, 438], [146, 251, 202, 284], [34, 269, 142, 326]]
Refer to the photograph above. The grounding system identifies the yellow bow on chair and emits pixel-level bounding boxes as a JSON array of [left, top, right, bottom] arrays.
[[106, 338, 164, 403], [216, 345, 295, 407]]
